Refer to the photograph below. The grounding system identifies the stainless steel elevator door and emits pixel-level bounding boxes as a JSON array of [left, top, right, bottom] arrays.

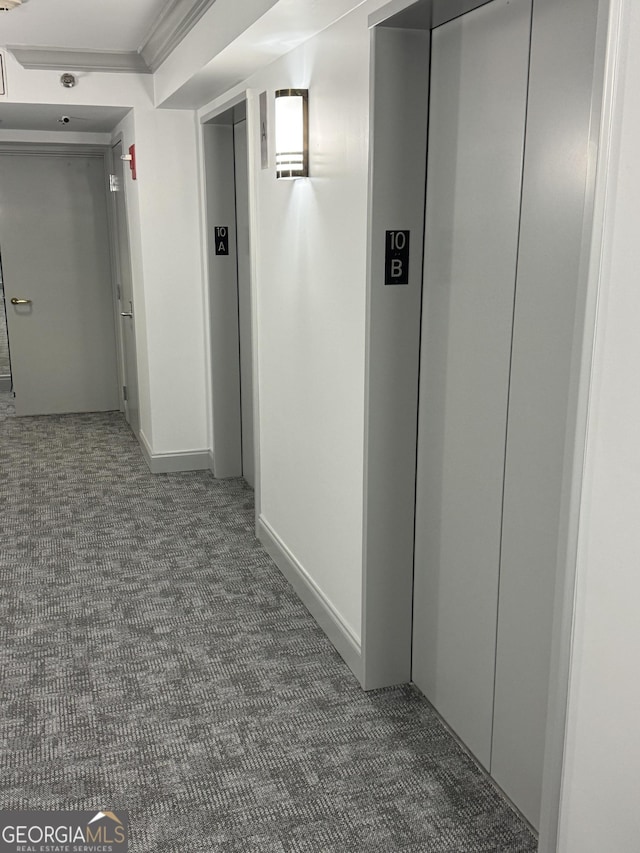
[[412, 0, 531, 779]]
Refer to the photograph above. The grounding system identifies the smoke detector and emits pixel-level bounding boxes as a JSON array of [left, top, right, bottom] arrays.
[[0, 0, 22, 10]]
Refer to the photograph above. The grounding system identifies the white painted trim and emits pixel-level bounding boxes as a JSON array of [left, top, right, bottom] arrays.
[[0, 142, 108, 157], [139, 430, 211, 474], [0, 131, 112, 145], [8, 47, 150, 74], [139, 0, 217, 72], [104, 141, 127, 421], [258, 516, 363, 683]]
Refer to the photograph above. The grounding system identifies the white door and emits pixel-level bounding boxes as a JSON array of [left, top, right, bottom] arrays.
[[0, 152, 119, 416], [412, 0, 536, 820], [234, 119, 255, 488], [112, 140, 140, 435]]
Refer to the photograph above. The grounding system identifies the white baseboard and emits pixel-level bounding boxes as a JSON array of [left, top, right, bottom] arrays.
[[139, 430, 211, 474], [257, 515, 362, 683]]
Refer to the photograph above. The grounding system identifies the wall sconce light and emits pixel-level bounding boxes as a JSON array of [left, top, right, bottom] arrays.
[[275, 88, 309, 179]]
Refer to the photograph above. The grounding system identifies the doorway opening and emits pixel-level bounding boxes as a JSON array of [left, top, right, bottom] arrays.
[[202, 99, 256, 488], [362, 0, 608, 846]]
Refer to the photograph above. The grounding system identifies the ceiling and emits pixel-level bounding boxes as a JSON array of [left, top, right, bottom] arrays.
[[0, 102, 130, 133], [0, 0, 169, 53], [0, 0, 175, 133]]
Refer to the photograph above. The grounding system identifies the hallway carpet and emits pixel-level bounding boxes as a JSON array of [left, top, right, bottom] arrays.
[[0, 390, 15, 416], [0, 410, 538, 853]]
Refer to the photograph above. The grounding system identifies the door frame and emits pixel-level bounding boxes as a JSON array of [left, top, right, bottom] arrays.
[[0, 141, 122, 415], [361, 0, 613, 849], [199, 91, 262, 515], [108, 133, 140, 435], [106, 136, 127, 419], [0, 249, 13, 392]]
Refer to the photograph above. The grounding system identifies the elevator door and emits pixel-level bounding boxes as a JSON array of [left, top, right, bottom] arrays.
[[412, 0, 534, 817]]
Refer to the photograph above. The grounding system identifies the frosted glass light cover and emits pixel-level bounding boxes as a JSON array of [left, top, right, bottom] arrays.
[[275, 89, 308, 179]]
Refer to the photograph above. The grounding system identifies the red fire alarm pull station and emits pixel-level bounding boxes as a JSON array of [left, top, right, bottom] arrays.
[[121, 145, 137, 180], [128, 144, 137, 180]]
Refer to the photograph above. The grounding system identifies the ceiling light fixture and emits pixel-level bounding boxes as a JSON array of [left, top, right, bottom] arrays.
[[0, 0, 22, 10]]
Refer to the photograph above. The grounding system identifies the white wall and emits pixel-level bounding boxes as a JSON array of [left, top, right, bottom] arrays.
[[255, 9, 372, 642], [130, 107, 208, 454], [558, 2, 640, 850], [200, 4, 374, 642], [109, 106, 209, 456]]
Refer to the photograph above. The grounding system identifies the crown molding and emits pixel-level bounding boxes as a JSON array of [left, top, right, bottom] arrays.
[[8, 46, 151, 74], [8, 0, 218, 76], [139, 0, 217, 72]]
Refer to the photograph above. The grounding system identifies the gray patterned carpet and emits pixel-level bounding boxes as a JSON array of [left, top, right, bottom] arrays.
[[0, 401, 538, 852], [0, 391, 15, 416]]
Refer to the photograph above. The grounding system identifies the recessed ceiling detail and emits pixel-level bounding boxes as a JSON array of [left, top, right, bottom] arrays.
[[0, 0, 22, 10], [9, 47, 151, 74], [0, 102, 130, 133], [0, 0, 167, 51], [5, 0, 217, 75]]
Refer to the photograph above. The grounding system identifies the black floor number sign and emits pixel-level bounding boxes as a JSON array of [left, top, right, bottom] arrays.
[[215, 226, 229, 255], [385, 230, 410, 285]]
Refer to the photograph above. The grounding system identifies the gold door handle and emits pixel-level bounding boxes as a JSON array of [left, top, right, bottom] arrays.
[[11, 298, 32, 305]]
